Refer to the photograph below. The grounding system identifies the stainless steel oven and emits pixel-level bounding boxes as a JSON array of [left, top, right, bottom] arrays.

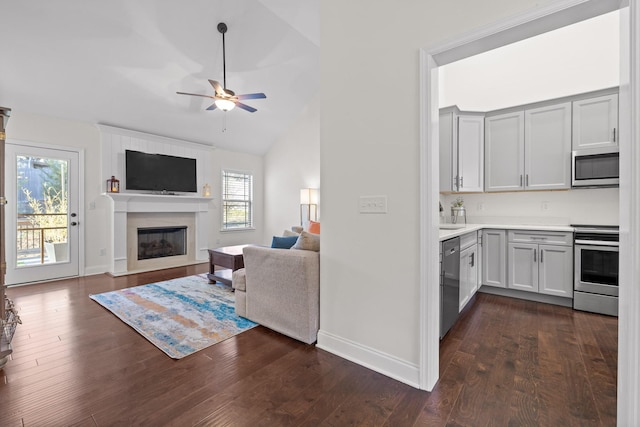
[[572, 148, 620, 188], [572, 225, 619, 316]]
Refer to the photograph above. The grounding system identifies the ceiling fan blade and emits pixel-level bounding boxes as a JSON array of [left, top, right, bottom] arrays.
[[235, 102, 257, 113], [235, 92, 267, 100], [208, 80, 226, 96], [206, 103, 218, 111], [177, 91, 215, 99]]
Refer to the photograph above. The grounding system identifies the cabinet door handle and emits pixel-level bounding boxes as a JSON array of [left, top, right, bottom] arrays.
[[520, 175, 523, 187], [540, 249, 544, 263], [454, 175, 459, 191], [470, 252, 475, 267], [460, 176, 464, 188], [534, 248, 537, 262], [526, 174, 529, 187], [613, 128, 616, 142]]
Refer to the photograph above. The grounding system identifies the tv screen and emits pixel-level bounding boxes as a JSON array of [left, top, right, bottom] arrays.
[[125, 150, 197, 193]]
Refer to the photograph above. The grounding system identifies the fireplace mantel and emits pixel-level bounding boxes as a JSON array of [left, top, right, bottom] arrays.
[[103, 192, 213, 275], [103, 192, 212, 213]]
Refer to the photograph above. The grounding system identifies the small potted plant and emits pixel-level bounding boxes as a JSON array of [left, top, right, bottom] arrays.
[[451, 197, 466, 224]]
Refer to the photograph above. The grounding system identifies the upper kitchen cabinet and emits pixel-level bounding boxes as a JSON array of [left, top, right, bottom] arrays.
[[440, 107, 484, 193], [485, 101, 571, 192], [439, 108, 457, 192], [484, 111, 525, 192], [525, 102, 572, 190], [572, 92, 619, 151]]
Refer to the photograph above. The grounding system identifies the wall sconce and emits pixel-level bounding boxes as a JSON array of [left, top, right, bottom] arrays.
[[300, 188, 318, 225]]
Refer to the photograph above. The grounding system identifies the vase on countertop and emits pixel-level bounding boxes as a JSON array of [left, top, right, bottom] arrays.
[[451, 206, 466, 224]]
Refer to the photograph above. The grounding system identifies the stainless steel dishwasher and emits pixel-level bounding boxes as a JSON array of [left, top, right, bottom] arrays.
[[440, 237, 460, 339]]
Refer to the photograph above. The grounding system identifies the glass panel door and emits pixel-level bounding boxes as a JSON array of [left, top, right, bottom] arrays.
[[16, 155, 69, 266], [4, 143, 79, 285]]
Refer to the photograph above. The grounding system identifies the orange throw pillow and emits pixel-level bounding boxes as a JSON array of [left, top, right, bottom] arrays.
[[307, 220, 320, 234]]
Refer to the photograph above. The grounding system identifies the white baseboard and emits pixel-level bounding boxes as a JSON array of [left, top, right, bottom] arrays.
[[316, 330, 420, 388], [84, 265, 109, 276]]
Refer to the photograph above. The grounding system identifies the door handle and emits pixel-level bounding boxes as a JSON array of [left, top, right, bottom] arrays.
[[71, 213, 77, 218], [526, 174, 529, 187], [71, 222, 78, 226], [534, 248, 537, 262], [470, 252, 475, 267], [0, 196, 7, 205], [613, 128, 616, 142], [520, 175, 523, 187], [460, 176, 464, 188], [540, 249, 543, 263]]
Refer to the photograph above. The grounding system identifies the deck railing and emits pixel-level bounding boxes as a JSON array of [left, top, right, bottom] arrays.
[[17, 213, 67, 264]]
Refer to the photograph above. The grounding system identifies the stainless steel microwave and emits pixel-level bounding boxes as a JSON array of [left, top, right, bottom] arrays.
[[572, 147, 620, 188]]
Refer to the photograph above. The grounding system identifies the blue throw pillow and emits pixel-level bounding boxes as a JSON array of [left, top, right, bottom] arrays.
[[271, 235, 299, 249]]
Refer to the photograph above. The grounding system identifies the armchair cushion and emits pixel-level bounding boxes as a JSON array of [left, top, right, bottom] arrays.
[[292, 230, 320, 252], [271, 235, 299, 249]]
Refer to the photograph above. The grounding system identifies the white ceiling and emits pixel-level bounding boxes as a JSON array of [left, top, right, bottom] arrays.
[[0, 0, 319, 155]]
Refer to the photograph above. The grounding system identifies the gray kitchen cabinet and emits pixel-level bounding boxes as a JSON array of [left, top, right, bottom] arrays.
[[459, 232, 478, 311], [440, 107, 484, 193], [485, 101, 571, 192], [538, 244, 573, 297], [508, 242, 539, 292], [507, 231, 573, 298], [481, 229, 506, 288], [439, 109, 457, 192], [572, 93, 619, 151], [525, 102, 572, 190], [484, 111, 524, 192]]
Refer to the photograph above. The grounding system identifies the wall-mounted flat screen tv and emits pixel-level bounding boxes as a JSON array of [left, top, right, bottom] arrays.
[[125, 150, 197, 193]]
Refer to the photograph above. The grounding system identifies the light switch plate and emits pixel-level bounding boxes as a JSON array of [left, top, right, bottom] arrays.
[[359, 195, 387, 214]]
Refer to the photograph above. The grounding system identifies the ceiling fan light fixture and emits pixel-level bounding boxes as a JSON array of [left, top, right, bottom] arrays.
[[214, 98, 236, 111]]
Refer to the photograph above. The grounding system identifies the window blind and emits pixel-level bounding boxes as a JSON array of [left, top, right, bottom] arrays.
[[222, 170, 253, 230]]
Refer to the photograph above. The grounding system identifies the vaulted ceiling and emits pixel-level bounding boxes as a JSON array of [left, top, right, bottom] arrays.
[[0, 0, 319, 155]]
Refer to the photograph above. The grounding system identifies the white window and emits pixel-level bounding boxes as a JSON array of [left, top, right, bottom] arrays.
[[221, 170, 253, 230]]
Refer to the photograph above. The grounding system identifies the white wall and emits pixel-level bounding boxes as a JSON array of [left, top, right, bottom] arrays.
[[439, 10, 620, 111], [5, 112, 263, 275], [441, 188, 619, 226], [263, 94, 320, 244], [319, 0, 563, 385]]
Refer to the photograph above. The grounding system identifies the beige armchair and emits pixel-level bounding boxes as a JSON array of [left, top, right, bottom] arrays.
[[233, 245, 320, 344]]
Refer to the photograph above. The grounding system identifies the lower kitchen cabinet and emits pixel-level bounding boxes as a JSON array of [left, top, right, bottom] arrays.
[[538, 244, 573, 297], [507, 230, 573, 298], [459, 232, 478, 311], [482, 229, 507, 288]]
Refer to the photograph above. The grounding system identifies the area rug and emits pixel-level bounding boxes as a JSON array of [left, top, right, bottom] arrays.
[[89, 274, 257, 359]]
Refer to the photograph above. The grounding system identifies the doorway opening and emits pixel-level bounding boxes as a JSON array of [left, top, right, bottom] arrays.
[[419, 4, 636, 421]]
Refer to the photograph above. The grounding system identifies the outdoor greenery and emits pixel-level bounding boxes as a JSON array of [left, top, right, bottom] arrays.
[[22, 184, 68, 243]]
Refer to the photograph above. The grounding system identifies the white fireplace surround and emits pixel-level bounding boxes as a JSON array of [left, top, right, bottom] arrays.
[[104, 193, 211, 275]]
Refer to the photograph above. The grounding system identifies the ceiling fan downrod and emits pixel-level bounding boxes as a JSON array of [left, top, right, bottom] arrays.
[[217, 22, 228, 91]]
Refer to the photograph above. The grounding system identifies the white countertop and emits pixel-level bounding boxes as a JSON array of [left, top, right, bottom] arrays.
[[438, 223, 575, 241]]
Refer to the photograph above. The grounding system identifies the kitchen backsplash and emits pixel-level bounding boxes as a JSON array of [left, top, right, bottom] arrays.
[[440, 187, 619, 226]]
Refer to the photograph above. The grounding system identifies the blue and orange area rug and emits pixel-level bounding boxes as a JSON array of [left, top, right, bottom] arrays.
[[90, 274, 257, 359]]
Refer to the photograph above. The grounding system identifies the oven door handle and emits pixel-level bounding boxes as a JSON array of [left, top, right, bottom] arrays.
[[575, 240, 619, 247]]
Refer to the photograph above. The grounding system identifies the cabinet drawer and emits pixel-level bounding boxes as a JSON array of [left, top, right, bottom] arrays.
[[507, 230, 572, 246], [460, 231, 478, 250]]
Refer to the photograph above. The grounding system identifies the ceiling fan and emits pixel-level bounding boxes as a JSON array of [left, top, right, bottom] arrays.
[[177, 22, 266, 113]]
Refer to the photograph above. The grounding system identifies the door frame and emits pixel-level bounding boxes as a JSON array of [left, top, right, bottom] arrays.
[[5, 139, 85, 284], [418, 0, 639, 424]]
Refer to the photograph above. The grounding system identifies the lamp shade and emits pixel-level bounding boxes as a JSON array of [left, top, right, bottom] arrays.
[[215, 98, 236, 111], [300, 188, 318, 205]]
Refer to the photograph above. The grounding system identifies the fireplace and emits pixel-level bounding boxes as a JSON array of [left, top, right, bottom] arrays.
[[125, 210, 200, 274], [137, 226, 187, 260]]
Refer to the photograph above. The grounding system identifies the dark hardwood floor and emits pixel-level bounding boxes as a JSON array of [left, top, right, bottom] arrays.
[[0, 265, 617, 426]]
